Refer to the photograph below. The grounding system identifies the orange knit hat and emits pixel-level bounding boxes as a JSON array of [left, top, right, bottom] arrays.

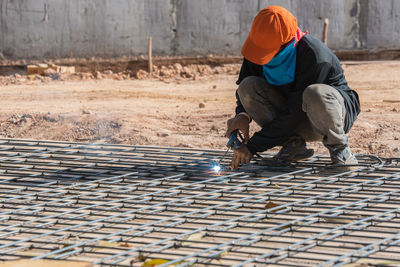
[[241, 6, 298, 65]]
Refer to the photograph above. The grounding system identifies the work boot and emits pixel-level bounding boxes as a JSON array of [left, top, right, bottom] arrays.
[[326, 144, 358, 166], [273, 136, 314, 162]]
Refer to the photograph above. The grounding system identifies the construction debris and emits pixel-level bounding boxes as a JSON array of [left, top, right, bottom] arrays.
[[27, 63, 75, 75]]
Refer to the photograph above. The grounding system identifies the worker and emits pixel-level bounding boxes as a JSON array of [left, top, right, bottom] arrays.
[[226, 6, 360, 170]]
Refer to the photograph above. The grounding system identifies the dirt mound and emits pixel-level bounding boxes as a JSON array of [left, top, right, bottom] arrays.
[[152, 63, 239, 81], [0, 63, 240, 86]]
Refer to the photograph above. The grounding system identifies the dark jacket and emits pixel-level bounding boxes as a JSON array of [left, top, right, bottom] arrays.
[[235, 34, 360, 154]]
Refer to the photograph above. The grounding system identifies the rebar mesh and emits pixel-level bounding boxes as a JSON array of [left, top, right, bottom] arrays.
[[0, 138, 399, 266]]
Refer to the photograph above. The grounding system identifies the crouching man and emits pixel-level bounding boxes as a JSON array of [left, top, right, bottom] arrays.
[[226, 6, 360, 170]]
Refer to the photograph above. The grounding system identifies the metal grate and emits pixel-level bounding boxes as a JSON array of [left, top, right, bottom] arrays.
[[0, 138, 399, 266]]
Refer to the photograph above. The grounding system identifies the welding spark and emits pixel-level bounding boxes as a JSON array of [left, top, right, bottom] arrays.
[[213, 165, 221, 173]]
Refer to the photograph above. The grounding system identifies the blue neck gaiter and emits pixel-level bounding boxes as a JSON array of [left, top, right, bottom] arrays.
[[263, 40, 297, 86]]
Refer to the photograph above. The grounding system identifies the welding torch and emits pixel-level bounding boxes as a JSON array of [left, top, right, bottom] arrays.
[[217, 129, 261, 169]]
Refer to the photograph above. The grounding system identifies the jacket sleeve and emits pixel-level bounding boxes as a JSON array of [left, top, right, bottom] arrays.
[[235, 58, 264, 115], [246, 62, 333, 154]]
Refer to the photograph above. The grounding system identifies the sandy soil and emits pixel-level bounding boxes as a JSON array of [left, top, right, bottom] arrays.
[[0, 61, 399, 158]]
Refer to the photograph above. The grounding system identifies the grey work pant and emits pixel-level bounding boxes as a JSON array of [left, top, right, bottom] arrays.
[[237, 76, 348, 146]]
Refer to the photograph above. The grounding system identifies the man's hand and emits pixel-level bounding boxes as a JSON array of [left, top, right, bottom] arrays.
[[226, 114, 250, 143], [231, 145, 253, 170]]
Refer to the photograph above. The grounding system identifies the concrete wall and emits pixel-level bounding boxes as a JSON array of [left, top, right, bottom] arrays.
[[0, 0, 399, 59], [359, 0, 400, 49]]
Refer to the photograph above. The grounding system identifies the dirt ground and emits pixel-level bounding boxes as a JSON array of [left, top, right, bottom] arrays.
[[0, 61, 399, 158]]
